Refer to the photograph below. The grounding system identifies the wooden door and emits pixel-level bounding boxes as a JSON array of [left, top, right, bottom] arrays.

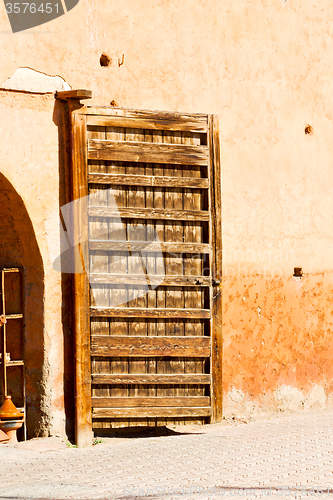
[[69, 106, 222, 442]]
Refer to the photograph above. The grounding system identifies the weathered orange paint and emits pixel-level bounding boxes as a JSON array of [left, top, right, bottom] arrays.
[[223, 273, 333, 410]]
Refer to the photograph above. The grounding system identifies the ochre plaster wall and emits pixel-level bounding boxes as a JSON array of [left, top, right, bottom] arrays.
[[1, 0, 333, 423]]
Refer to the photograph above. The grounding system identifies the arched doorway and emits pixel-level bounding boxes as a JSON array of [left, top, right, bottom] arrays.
[[0, 173, 45, 438]]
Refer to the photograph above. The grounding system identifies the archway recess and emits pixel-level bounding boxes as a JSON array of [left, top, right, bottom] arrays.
[[0, 173, 45, 438]]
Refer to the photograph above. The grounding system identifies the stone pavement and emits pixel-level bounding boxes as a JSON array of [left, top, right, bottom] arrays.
[[1, 411, 333, 500]]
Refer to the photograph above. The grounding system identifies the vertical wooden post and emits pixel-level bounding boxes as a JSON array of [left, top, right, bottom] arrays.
[[19, 268, 26, 440], [56, 90, 92, 446], [209, 115, 223, 423], [71, 111, 91, 447], [1, 269, 7, 400], [56, 90, 93, 446]]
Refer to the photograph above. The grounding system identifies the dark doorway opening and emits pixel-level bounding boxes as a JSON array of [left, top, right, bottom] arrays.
[[0, 173, 45, 438]]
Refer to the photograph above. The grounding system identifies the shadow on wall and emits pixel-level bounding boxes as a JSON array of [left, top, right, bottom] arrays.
[[0, 173, 46, 438], [53, 98, 75, 441]]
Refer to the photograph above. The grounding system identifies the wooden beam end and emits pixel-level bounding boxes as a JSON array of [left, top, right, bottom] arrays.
[[55, 89, 92, 101]]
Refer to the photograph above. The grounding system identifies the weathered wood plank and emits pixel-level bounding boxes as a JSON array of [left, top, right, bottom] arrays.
[[209, 115, 223, 424], [183, 131, 205, 424], [144, 130, 157, 424], [88, 140, 208, 165], [91, 336, 211, 357], [88, 125, 110, 426], [89, 241, 210, 254], [88, 173, 209, 189], [164, 130, 185, 423], [92, 396, 210, 407], [90, 308, 210, 319], [151, 130, 166, 424], [84, 108, 208, 132], [86, 115, 207, 132], [85, 108, 208, 120], [125, 127, 148, 423], [91, 374, 211, 384], [71, 112, 92, 447], [89, 206, 209, 221], [93, 407, 212, 418], [90, 274, 212, 287], [105, 125, 129, 428]]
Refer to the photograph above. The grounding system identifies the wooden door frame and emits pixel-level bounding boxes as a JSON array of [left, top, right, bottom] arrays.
[[71, 110, 92, 448], [209, 115, 222, 423], [58, 91, 222, 446], [57, 90, 93, 447]]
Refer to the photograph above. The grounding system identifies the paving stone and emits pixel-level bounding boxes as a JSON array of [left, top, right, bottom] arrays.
[[2, 411, 333, 499]]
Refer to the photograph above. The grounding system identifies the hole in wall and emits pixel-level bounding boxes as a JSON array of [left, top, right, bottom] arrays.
[[305, 125, 313, 135], [100, 53, 111, 67]]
